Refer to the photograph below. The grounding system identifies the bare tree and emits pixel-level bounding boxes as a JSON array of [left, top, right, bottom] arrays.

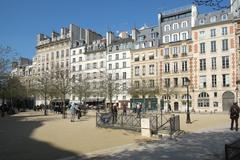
[[72, 77, 91, 103], [52, 69, 72, 118]]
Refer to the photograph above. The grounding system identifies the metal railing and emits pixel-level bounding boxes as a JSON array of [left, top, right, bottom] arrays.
[[96, 112, 180, 136]]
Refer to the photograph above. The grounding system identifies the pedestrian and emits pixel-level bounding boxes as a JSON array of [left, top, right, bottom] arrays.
[[123, 103, 127, 116], [230, 102, 240, 131], [137, 103, 141, 118], [70, 103, 79, 122], [113, 104, 118, 123], [77, 103, 82, 119]]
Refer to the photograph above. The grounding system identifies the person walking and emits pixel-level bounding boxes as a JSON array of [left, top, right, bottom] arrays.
[[230, 102, 240, 131], [123, 103, 127, 116], [111, 104, 118, 124], [136, 103, 141, 118], [70, 103, 79, 122]]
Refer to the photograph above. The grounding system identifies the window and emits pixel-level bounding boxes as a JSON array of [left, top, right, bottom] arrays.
[[200, 31, 205, 39], [182, 45, 187, 53], [222, 27, 228, 35], [222, 39, 228, 51], [211, 41, 216, 52], [123, 83, 127, 90], [200, 59, 206, 71], [172, 34, 179, 42], [210, 29, 216, 37], [123, 53, 126, 59], [79, 57, 82, 61], [164, 48, 169, 56], [223, 74, 230, 87], [123, 72, 127, 79], [86, 63, 90, 69], [79, 65, 82, 71], [200, 43, 205, 54], [135, 66, 140, 76], [108, 55, 112, 61], [181, 32, 187, 40], [212, 75, 217, 87], [164, 78, 170, 87], [79, 49, 82, 54], [116, 46, 119, 50], [213, 102, 219, 107], [173, 23, 179, 30], [210, 16, 217, 23], [199, 19, 205, 25], [174, 78, 178, 87], [115, 63, 119, 69], [108, 64, 112, 70], [222, 14, 228, 21], [174, 62, 178, 73], [149, 64, 155, 75], [214, 92, 217, 97], [123, 62, 126, 68], [134, 81, 140, 88], [134, 55, 139, 62], [100, 61, 104, 68], [115, 73, 119, 80], [72, 66, 76, 72], [115, 54, 119, 60], [66, 49, 69, 57], [198, 92, 209, 107], [72, 58, 76, 63], [56, 51, 59, 58], [200, 75, 207, 88], [181, 21, 188, 28], [108, 74, 112, 80], [72, 50, 76, 55], [142, 54, 145, 61], [164, 35, 170, 43], [142, 65, 146, 75], [51, 52, 54, 60], [182, 61, 188, 72], [164, 63, 170, 73], [173, 47, 178, 55], [164, 25, 170, 31], [149, 80, 155, 88], [149, 54, 154, 60], [222, 56, 229, 69], [182, 77, 189, 86], [93, 62, 97, 69], [212, 57, 217, 70]]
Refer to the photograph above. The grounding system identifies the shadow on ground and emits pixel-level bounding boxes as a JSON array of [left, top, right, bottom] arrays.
[[90, 130, 240, 160], [0, 113, 88, 160]]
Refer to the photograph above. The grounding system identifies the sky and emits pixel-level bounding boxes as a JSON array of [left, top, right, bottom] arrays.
[[0, 0, 230, 59]]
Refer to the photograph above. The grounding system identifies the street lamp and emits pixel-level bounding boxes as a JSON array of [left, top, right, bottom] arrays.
[[185, 78, 191, 124]]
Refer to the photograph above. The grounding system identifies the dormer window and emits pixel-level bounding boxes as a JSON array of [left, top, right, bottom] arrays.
[[181, 21, 188, 28], [139, 35, 145, 41], [222, 14, 228, 21], [173, 23, 179, 30], [210, 16, 217, 23], [164, 25, 171, 31], [199, 19, 205, 25]]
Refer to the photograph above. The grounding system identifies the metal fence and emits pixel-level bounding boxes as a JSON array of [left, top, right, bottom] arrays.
[[225, 139, 240, 160], [96, 112, 180, 135]]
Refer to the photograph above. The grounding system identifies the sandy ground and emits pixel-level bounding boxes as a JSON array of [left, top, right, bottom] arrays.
[[0, 110, 234, 160]]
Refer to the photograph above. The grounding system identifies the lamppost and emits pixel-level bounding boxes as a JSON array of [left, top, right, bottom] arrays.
[[185, 78, 191, 124], [236, 80, 240, 105]]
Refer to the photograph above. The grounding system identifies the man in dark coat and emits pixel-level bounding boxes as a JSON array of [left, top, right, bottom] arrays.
[[230, 102, 240, 131]]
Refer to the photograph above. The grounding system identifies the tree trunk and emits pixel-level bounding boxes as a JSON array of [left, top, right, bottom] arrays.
[[44, 92, 47, 116]]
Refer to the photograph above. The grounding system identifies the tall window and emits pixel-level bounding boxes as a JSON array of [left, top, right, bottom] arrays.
[[200, 75, 207, 88], [149, 80, 155, 88], [181, 32, 187, 40], [115, 63, 119, 69], [164, 48, 169, 56], [149, 64, 155, 75], [182, 77, 188, 86], [164, 35, 170, 43], [223, 74, 230, 87], [164, 78, 170, 87], [200, 43, 205, 54], [174, 78, 178, 87], [123, 72, 127, 79], [182, 45, 187, 53], [164, 25, 170, 31], [181, 21, 188, 28], [200, 59, 206, 71], [212, 75, 217, 87], [115, 73, 119, 80], [222, 27, 228, 35], [210, 29, 216, 37], [198, 92, 209, 107], [211, 57, 217, 70], [108, 55, 112, 61], [199, 31, 205, 39], [210, 16, 217, 23], [173, 23, 179, 30], [174, 62, 178, 73], [211, 41, 216, 52], [172, 34, 178, 42], [108, 64, 112, 70], [115, 54, 119, 60], [79, 65, 82, 71], [122, 52, 126, 59], [134, 81, 139, 88], [164, 63, 170, 73], [182, 61, 188, 72], [123, 62, 126, 68], [222, 14, 228, 21], [222, 56, 229, 69], [142, 65, 146, 75], [135, 66, 140, 76], [173, 47, 178, 55], [222, 39, 228, 51]]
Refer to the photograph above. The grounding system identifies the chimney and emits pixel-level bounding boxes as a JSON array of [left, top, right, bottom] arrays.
[[37, 33, 45, 45], [131, 28, 138, 41], [119, 31, 129, 39], [106, 31, 115, 46]]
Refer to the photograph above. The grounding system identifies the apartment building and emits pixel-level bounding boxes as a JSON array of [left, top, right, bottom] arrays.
[[106, 31, 133, 107], [192, 9, 237, 112]]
